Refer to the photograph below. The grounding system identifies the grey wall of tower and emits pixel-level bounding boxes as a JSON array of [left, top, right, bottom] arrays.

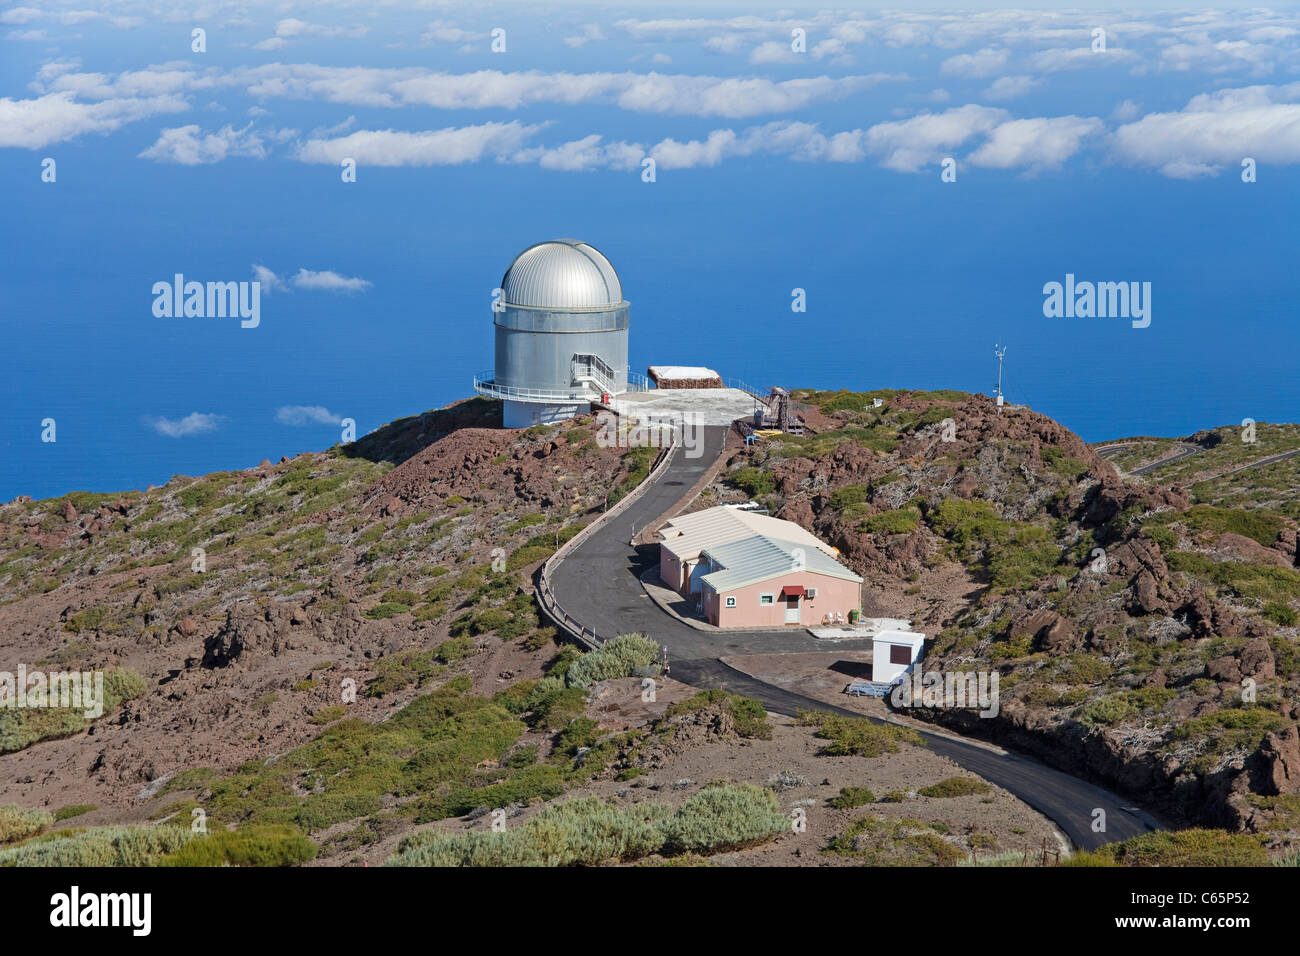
[[493, 303, 629, 393]]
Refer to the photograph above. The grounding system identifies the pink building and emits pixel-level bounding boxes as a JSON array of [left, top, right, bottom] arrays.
[[658, 506, 839, 600], [694, 534, 863, 628]]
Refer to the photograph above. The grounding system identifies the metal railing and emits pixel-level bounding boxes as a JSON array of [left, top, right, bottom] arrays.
[[571, 354, 618, 396], [626, 371, 651, 392], [473, 371, 599, 404], [724, 377, 768, 402], [536, 438, 678, 649]]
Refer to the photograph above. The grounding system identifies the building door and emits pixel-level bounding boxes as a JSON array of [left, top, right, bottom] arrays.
[[784, 594, 800, 624]]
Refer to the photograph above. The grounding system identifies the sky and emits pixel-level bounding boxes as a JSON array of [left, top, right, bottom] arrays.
[[2, 2, 1300, 501]]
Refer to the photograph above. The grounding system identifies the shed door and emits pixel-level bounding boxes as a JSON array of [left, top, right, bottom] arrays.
[[784, 594, 800, 624], [689, 562, 708, 594]]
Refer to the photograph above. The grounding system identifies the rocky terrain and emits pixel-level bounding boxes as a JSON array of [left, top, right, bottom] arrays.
[[721, 388, 1300, 850], [2, 388, 1298, 866]]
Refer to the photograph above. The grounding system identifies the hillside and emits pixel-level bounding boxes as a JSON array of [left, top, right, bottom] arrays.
[[721, 389, 1300, 841], [1, 390, 1298, 866]]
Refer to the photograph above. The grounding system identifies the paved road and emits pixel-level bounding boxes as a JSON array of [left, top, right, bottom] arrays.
[[549, 426, 1162, 850], [1129, 443, 1202, 476]]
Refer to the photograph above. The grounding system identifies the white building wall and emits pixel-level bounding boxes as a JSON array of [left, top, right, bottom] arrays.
[[872, 630, 927, 685]]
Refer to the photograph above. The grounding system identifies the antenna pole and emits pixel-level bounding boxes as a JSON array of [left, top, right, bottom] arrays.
[[993, 343, 1006, 414]]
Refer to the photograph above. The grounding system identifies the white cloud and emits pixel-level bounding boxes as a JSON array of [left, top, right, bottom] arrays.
[[703, 34, 747, 55], [1111, 83, 1300, 177], [252, 265, 370, 292], [1031, 46, 1139, 72], [748, 41, 799, 65], [983, 75, 1041, 101], [138, 123, 268, 164], [941, 48, 1010, 79], [276, 405, 343, 426], [0, 7, 42, 25], [0, 91, 187, 148], [564, 24, 606, 49], [967, 115, 1104, 169], [148, 412, 223, 438], [510, 134, 644, 171], [863, 105, 1008, 172], [25, 61, 906, 121], [252, 265, 287, 292], [290, 269, 371, 293], [276, 18, 367, 40], [421, 21, 482, 45], [294, 121, 542, 166], [1112, 98, 1142, 122], [1159, 37, 1284, 77]]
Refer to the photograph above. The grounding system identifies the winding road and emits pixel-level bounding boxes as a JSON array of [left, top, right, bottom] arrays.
[[548, 426, 1163, 850]]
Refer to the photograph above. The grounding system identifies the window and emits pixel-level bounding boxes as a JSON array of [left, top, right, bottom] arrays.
[[760, 594, 774, 606], [889, 644, 912, 665], [725, 596, 737, 608], [805, 587, 818, 599]]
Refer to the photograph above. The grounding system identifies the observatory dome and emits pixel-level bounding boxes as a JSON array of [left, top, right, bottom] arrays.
[[501, 239, 623, 310]]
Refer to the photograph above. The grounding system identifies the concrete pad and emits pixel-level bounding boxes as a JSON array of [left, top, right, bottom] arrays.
[[613, 387, 766, 426]]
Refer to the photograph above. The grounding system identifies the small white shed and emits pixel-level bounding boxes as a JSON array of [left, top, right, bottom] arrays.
[[872, 630, 926, 685]]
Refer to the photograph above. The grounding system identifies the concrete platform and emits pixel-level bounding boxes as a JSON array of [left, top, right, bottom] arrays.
[[808, 617, 916, 640], [614, 387, 765, 426]]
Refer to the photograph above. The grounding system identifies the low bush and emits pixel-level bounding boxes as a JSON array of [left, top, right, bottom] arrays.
[[0, 826, 194, 866], [1065, 829, 1270, 867], [0, 804, 54, 843], [829, 787, 875, 809], [918, 777, 990, 798], [797, 712, 924, 757], [564, 634, 660, 689], [824, 815, 966, 865], [160, 824, 318, 867], [389, 783, 787, 867], [664, 689, 771, 740]]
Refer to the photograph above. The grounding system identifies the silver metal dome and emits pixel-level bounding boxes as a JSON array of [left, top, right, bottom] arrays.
[[501, 239, 623, 310]]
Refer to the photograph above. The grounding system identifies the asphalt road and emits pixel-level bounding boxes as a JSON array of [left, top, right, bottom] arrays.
[[548, 425, 1161, 850]]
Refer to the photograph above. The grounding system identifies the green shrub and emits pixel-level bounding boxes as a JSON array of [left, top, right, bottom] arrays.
[[729, 467, 775, 498], [861, 507, 921, 535], [1066, 829, 1270, 867], [829, 484, 869, 510], [0, 668, 147, 755], [829, 787, 875, 809], [824, 815, 966, 865], [0, 804, 54, 843], [309, 705, 347, 725], [160, 825, 318, 867], [364, 602, 410, 620], [798, 712, 924, 757], [1263, 602, 1299, 627], [661, 784, 789, 854], [565, 634, 660, 689], [389, 783, 787, 867], [390, 796, 669, 867], [506, 545, 553, 571], [381, 589, 421, 606], [0, 826, 194, 866], [664, 689, 771, 739], [53, 805, 96, 823], [1077, 696, 1132, 728], [918, 777, 991, 798]]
